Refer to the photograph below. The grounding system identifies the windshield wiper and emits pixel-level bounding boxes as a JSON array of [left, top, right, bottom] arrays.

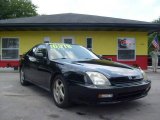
[[84, 58, 98, 60], [52, 58, 68, 60]]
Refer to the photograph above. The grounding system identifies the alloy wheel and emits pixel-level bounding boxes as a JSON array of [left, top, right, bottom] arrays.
[[53, 79, 65, 104]]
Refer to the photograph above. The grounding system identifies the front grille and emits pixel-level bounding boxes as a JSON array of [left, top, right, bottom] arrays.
[[110, 77, 143, 84], [115, 89, 147, 100]]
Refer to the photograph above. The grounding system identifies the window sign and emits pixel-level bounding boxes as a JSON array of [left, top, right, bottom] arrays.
[[117, 38, 136, 60], [1, 38, 19, 60]]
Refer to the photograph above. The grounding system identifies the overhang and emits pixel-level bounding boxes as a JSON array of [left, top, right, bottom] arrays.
[[0, 13, 160, 33], [0, 23, 160, 33]]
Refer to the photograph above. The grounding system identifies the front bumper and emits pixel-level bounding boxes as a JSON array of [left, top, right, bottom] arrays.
[[69, 80, 151, 104]]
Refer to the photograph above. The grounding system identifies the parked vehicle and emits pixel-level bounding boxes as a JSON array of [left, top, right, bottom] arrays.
[[20, 43, 151, 108]]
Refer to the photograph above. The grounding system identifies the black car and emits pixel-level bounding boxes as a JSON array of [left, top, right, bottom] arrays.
[[20, 43, 151, 108]]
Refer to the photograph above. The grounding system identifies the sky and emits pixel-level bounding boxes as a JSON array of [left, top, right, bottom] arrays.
[[31, 0, 160, 22]]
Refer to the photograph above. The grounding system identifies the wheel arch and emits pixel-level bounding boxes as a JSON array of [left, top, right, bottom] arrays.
[[50, 72, 63, 91]]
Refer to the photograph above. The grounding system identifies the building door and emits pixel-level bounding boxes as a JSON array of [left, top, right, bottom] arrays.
[[62, 37, 75, 44], [1, 38, 19, 60]]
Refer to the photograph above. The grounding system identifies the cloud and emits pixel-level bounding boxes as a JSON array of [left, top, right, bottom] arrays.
[[31, 0, 160, 22]]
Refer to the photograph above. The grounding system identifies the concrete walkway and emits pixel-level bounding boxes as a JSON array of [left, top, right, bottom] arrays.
[[145, 66, 160, 73], [0, 67, 18, 73]]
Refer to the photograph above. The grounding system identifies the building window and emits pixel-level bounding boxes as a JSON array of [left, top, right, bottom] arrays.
[[117, 38, 136, 61], [1, 38, 19, 60], [62, 37, 74, 44], [86, 37, 92, 51]]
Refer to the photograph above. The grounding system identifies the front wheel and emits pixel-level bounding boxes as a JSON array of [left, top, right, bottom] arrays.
[[52, 75, 70, 108], [20, 68, 30, 86]]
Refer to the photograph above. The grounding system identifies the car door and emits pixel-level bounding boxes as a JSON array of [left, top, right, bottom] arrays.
[[23, 46, 38, 82], [33, 45, 51, 89]]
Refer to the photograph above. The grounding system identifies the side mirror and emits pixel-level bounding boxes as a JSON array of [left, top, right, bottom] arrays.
[[35, 52, 48, 63], [97, 55, 102, 59], [35, 52, 44, 59]]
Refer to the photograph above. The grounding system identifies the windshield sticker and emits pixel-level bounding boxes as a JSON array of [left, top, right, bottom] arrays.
[[50, 43, 72, 49]]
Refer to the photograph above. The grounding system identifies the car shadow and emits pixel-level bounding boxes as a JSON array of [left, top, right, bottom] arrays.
[[26, 83, 146, 119], [68, 101, 144, 117], [24, 83, 53, 101]]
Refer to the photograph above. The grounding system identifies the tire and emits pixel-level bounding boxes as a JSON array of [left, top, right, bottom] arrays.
[[20, 67, 30, 86], [52, 75, 70, 108]]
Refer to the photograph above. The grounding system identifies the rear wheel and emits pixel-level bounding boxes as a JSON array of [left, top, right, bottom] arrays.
[[20, 68, 30, 86], [52, 75, 70, 108]]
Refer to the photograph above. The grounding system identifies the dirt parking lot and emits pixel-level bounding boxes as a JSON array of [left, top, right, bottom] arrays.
[[0, 70, 160, 120]]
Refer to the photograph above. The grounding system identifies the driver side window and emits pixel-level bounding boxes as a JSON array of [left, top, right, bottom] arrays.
[[35, 45, 47, 58], [27, 47, 37, 57]]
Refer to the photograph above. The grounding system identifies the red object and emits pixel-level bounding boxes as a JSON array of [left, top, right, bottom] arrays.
[[0, 55, 148, 70], [102, 55, 147, 70], [0, 60, 19, 68]]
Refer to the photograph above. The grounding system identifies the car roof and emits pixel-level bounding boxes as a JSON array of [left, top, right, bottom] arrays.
[[45, 43, 78, 45], [31, 43, 80, 49], [41, 43, 80, 48]]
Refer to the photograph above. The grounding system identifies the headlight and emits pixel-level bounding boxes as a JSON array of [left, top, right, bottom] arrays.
[[86, 72, 111, 85], [140, 69, 148, 80]]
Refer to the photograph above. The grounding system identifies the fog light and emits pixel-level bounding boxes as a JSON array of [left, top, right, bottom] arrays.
[[98, 94, 113, 98]]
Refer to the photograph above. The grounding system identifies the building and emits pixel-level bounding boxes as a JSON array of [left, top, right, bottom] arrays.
[[0, 13, 160, 69]]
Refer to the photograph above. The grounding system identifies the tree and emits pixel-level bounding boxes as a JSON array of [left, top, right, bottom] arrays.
[[0, 0, 9, 19], [0, 0, 38, 20], [153, 17, 160, 23]]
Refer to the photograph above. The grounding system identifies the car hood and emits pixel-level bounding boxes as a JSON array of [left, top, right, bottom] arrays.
[[71, 59, 142, 78], [53, 59, 142, 78]]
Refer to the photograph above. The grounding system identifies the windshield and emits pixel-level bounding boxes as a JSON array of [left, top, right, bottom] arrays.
[[48, 43, 99, 60]]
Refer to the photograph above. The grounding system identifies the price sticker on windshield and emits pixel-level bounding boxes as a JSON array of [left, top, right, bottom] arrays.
[[50, 43, 72, 49]]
